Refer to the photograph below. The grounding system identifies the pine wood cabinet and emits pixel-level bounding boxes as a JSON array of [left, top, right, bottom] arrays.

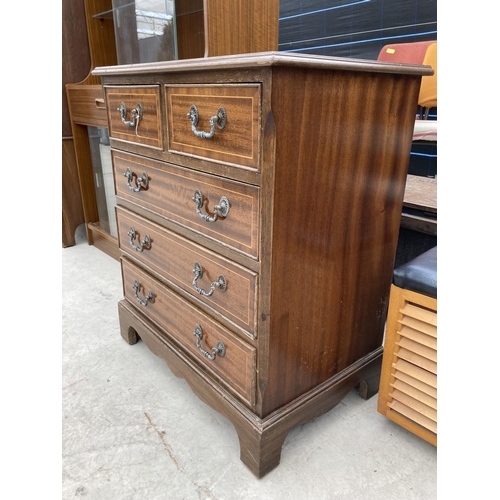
[[94, 52, 431, 478]]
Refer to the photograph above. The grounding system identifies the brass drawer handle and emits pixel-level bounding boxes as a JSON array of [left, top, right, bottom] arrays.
[[186, 105, 226, 139], [124, 167, 148, 192], [193, 325, 225, 360], [132, 280, 154, 306], [192, 189, 229, 223], [128, 227, 151, 252], [117, 101, 142, 129], [192, 262, 226, 297]]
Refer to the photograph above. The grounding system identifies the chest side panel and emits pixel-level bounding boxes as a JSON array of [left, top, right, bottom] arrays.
[[261, 66, 421, 415]]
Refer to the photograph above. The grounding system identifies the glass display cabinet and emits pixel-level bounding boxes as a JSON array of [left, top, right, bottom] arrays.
[[66, 0, 195, 260]]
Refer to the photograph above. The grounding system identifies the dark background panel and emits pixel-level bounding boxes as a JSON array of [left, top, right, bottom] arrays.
[[279, 0, 437, 60]]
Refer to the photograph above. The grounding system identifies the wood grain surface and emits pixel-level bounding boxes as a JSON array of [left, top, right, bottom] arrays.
[[260, 65, 422, 415]]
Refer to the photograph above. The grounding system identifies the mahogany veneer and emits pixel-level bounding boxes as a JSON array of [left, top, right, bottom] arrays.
[[94, 52, 432, 477]]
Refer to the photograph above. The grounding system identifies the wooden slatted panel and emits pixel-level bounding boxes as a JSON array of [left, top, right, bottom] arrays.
[[396, 347, 437, 374], [390, 379, 437, 409], [378, 286, 437, 445], [392, 364, 437, 397], [390, 389, 437, 422], [397, 336, 437, 362], [390, 297, 438, 432], [398, 324, 437, 351], [387, 400, 437, 434], [399, 302, 437, 329], [399, 316, 437, 341], [392, 358, 437, 388]]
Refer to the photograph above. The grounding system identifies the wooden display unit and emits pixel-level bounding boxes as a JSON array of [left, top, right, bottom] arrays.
[[65, 0, 119, 257], [62, 0, 96, 248], [94, 52, 431, 477]]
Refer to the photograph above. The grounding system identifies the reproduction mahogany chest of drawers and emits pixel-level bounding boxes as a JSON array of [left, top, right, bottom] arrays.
[[94, 52, 431, 478]]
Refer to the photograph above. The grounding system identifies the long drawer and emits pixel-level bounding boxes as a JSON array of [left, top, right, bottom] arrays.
[[117, 206, 258, 336], [121, 258, 256, 405], [113, 151, 260, 258], [166, 84, 261, 171]]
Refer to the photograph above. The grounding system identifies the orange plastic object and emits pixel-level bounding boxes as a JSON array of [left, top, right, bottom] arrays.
[[378, 41, 437, 109]]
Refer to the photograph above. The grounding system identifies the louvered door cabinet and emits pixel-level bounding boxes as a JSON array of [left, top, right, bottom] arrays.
[[94, 52, 432, 478]]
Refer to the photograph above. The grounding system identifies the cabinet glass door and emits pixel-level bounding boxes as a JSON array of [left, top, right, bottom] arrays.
[[111, 0, 178, 64], [88, 126, 117, 238]]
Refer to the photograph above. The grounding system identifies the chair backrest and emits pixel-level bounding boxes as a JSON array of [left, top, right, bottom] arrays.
[[377, 41, 437, 110]]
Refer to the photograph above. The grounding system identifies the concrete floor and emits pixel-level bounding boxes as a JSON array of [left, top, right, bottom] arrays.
[[62, 225, 437, 500]]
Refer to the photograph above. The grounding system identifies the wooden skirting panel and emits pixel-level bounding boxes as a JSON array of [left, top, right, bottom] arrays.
[[377, 284, 437, 446], [62, 138, 85, 247], [88, 222, 120, 261]]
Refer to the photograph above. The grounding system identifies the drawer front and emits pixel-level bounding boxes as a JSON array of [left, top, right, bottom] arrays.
[[113, 151, 260, 258], [117, 207, 258, 336], [67, 85, 108, 128], [166, 84, 261, 170], [122, 258, 256, 405], [105, 85, 163, 149]]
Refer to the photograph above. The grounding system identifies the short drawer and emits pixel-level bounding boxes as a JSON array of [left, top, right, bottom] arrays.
[[166, 84, 261, 170], [66, 84, 108, 128], [113, 151, 260, 259], [117, 207, 258, 336], [105, 85, 163, 149], [122, 258, 256, 405]]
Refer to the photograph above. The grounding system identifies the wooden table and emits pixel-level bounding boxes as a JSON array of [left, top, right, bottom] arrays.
[[402, 174, 437, 235]]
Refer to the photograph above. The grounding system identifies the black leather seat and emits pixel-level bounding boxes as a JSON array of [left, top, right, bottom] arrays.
[[393, 246, 437, 299]]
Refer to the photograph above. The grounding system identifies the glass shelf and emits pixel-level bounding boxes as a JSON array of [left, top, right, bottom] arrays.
[[93, 1, 135, 19]]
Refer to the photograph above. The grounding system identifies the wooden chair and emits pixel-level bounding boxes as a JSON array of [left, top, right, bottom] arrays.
[[377, 246, 437, 446]]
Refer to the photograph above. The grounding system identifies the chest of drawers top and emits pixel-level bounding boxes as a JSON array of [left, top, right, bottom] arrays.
[[93, 50, 431, 79], [94, 51, 432, 184]]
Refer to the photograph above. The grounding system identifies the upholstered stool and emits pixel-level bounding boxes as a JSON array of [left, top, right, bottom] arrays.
[[377, 246, 437, 445]]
